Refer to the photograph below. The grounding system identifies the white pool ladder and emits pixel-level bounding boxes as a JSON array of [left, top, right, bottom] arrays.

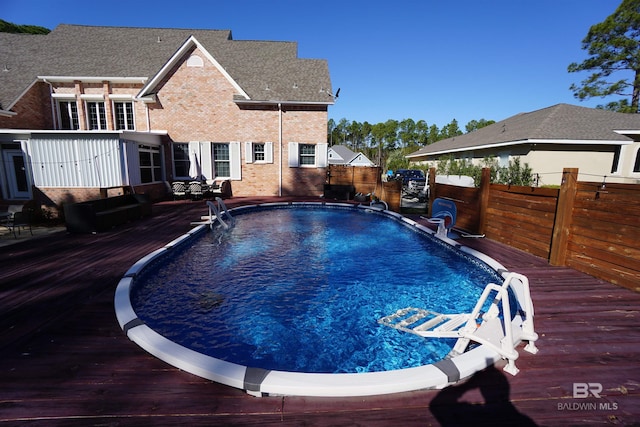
[[378, 272, 538, 376], [192, 197, 235, 230]]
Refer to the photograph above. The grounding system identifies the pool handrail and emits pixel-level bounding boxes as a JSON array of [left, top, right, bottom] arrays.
[[204, 197, 235, 230], [379, 272, 538, 376]]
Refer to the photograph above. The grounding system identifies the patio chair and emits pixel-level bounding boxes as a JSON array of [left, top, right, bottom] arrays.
[[427, 198, 457, 239], [207, 179, 232, 198], [171, 182, 187, 200], [2, 207, 32, 238], [189, 181, 204, 200]]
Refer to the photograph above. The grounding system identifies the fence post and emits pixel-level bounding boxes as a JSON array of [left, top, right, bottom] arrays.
[[428, 167, 436, 211], [549, 168, 578, 266], [478, 168, 491, 235]]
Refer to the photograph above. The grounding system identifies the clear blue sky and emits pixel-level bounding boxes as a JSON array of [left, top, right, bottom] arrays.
[[2, 0, 623, 129]]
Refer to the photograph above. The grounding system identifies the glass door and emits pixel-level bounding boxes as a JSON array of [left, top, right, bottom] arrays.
[[2, 149, 31, 199]]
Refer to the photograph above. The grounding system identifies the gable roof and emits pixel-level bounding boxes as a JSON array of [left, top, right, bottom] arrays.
[[328, 145, 358, 163], [407, 104, 640, 158], [0, 24, 333, 111], [328, 144, 374, 165]]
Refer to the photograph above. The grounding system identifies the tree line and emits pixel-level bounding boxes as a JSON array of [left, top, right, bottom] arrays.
[[0, 19, 50, 34], [327, 117, 495, 170]]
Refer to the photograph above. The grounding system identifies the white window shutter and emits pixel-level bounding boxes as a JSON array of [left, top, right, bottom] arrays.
[[200, 142, 213, 181], [230, 141, 241, 180], [188, 141, 200, 154], [288, 142, 299, 167], [265, 142, 273, 163], [245, 142, 253, 164], [316, 143, 328, 167]]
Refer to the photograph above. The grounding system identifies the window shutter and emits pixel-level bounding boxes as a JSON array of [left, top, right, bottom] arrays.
[[265, 142, 273, 164], [245, 142, 253, 164], [316, 143, 328, 167], [200, 142, 213, 181], [288, 142, 299, 167], [188, 141, 200, 156], [230, 141, 241, 180]]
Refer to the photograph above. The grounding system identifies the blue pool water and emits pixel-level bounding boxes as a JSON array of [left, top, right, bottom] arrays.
[[131, 206, 501, 374]]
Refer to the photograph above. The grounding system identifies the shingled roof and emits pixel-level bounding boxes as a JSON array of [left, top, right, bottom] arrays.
[[0, 24, 333, 111], [407, 104, 640, 158]]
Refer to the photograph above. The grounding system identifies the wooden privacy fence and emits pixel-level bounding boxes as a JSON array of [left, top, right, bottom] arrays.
[[327, 165, 383, 196], [429, 167, 639, 291], [325, 165, 639, 290]]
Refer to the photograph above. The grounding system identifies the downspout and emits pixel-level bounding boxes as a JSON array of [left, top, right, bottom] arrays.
[[278, 102, 283, 197], [145, 102, 151, 132], [122, 140, 131, 187]]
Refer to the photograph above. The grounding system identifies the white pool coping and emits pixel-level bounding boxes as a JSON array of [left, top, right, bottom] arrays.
[[114, 202, 519, 397]]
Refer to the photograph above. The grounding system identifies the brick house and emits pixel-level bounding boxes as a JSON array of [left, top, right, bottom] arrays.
[[0, 25, 334, 210]]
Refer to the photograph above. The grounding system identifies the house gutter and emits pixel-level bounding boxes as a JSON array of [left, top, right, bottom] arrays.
[[235, 99, 334, 107], [0, 109, 17, 117], [406, 138, 634, 158]]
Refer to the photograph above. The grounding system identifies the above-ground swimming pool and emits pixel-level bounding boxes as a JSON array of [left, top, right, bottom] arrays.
[[115, 201, 536, 397]]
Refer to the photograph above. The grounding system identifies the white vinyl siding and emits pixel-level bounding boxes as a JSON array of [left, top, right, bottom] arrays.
[[28, 136, 124, 187]]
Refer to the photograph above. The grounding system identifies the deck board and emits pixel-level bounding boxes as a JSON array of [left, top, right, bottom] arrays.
[[1, 198, 639, 426]]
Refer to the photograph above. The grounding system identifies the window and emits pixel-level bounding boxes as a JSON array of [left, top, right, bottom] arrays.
[[58, 100, 79, 130], [86, 101, 107, 130], [213, 143, 230, 177], [139, 145, 162, 183], [253, 143, 265, 162], [187, 54, 204, 67], [114, 101, 135, 130], [173, 143, 189, 177], [288, 142, 327, 168], [245, 142, 273, 164], [634, 147, 640, 173], [299, 144, 316, 166], [498, 151, 509, 168], [610, 146, 621, 174]]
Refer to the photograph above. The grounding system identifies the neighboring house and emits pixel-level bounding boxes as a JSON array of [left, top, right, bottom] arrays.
[[0, 24, 334, 208], [406, 104, 640, 186], [327, 145, 375, 166]]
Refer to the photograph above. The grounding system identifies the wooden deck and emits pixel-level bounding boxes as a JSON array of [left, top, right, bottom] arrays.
[[1, 198, 638, 426]]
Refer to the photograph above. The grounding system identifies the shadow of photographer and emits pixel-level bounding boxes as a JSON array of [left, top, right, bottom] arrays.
[[429, 361, 537, 426]]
